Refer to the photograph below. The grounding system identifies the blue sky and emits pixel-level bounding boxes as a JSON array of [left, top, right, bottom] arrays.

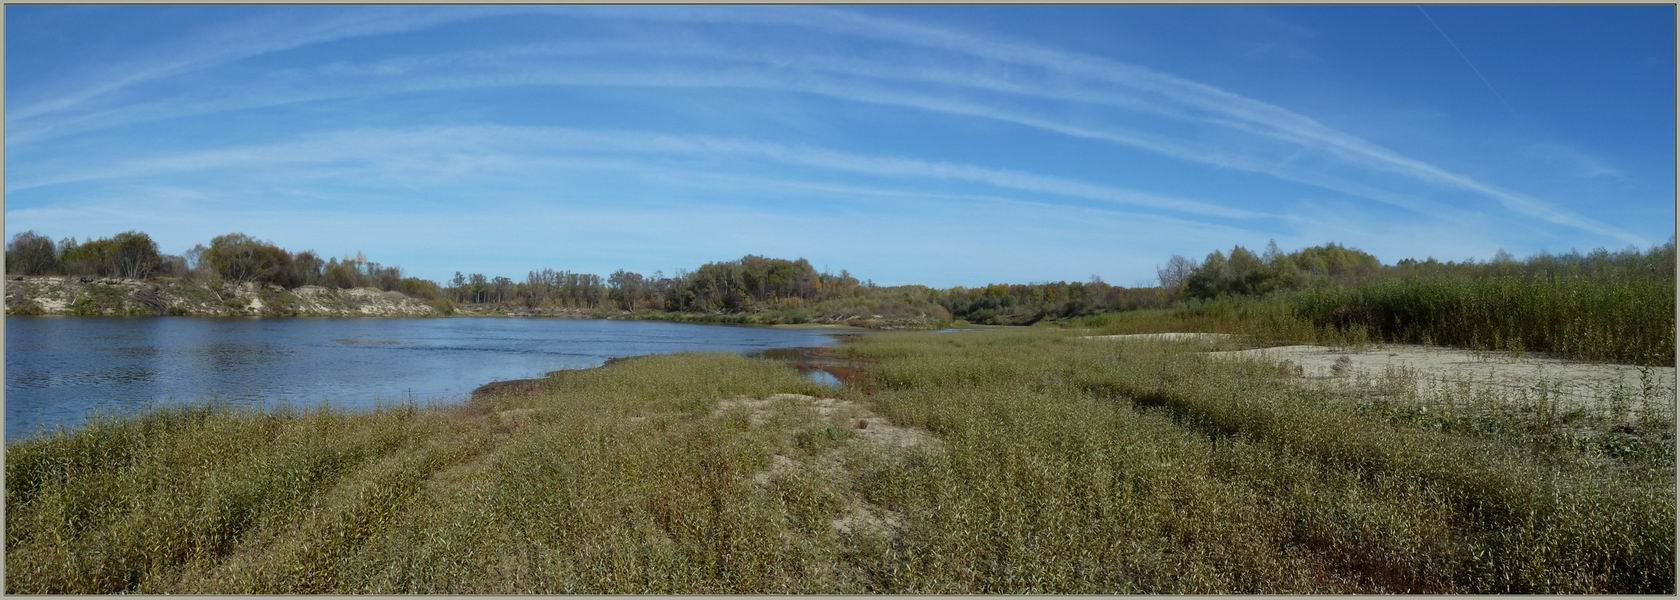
[[6, 5, 1674, 287]]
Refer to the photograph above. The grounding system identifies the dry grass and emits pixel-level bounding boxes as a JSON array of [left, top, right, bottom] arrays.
[[6, 332, 1674, 593]]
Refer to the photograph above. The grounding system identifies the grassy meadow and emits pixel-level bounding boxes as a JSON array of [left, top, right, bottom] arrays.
[[6, 327, 1673, 594]]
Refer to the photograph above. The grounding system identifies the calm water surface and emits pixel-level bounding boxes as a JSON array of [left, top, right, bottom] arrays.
[[5, 317, 837, 441]]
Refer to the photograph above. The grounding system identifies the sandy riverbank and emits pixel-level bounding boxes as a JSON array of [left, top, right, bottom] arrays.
[[1087, 332, 1676, 410]]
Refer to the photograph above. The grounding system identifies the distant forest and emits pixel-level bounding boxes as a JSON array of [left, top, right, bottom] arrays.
[[6, 230, 1675, 338], [443, 257, 1168, 325], [2, 230, 1165, 324]]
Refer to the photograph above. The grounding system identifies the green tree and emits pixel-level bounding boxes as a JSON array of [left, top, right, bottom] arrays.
[[609, 269, 647, 311], [204, 233, 292, 284], [55, 231, 162, 279], [109, 231, 164, 280]]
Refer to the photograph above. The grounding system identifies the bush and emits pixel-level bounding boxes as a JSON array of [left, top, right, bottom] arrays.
[[203, 233, 294, 286], [57, 231, 163, 279], [5, 231, 59, 276]]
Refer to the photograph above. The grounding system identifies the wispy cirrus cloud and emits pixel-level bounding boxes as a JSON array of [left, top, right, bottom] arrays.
[[7, 6, 513, 122], [0, 40, 1478, 225], [7, 6, 1665, 285], [1522, 143, 1626, 180], [9, 6, 1646, 246], [7, 169, 1261, 287], [9, 124, 1271, 222], [667, 6, 1647, 245]]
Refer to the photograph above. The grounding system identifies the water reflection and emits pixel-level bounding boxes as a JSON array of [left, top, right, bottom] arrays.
[[5, 317, 836, 441]]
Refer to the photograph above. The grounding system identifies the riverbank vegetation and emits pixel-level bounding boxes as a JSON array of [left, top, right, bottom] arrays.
[[1077, 238, 1676, 365], [445, 256, 956, 328], [10, 230, 1673, 362], [6, 329, 1672, 593], [435, 238, 1676, 359], [445, 257, 1168, 328], [6, 231, 452, 311]]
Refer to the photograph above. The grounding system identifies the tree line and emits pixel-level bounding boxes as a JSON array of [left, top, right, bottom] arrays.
[[7, 231, 177, 281], [16, 229, 1667, 342], [442, 255, 1186, 325], [444, 256, 869, 314], [1156, 238, 1676, 301], [936, 281, 1170, 325], [6, 230, 449, 306], [10, 229, 1259, 326]]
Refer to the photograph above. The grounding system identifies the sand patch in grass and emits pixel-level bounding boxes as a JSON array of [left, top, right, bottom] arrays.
[[714, 392, 940, 539], [1210, 343, 1676, 412]]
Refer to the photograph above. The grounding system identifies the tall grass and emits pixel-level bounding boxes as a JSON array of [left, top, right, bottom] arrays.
[[1072, 271, 1675, 365], [1065, 296, 1374, 350], [1290, 272, 1675, 364], [844, 331, 1674, 593], [6, 333, 1673, 593]]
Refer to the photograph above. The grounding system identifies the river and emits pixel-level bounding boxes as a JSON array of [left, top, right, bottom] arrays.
[[4, 316, 838, 441]]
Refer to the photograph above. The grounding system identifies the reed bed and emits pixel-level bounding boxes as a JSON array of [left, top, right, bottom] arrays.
[[1071, 270, 1675, 365]]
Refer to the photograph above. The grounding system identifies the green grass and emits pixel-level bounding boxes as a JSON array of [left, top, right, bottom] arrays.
[[68, 284, 144, 316], [1069, 271, 1676, 365], [6, 332, 1673, 593]]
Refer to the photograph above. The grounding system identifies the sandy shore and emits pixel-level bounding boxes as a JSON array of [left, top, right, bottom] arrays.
[[1211, 343, 1676, 406], [1086, 332, 1675, 409]]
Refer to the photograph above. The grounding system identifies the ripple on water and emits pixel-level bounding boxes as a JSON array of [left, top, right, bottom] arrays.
[[6, 317, 840, 441]]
